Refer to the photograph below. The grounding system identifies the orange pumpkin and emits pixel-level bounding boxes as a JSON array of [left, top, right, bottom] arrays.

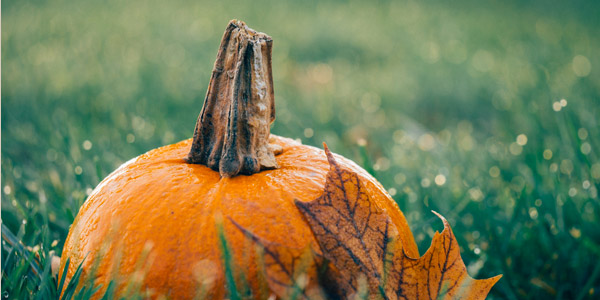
[[60, 20, 418, 299]]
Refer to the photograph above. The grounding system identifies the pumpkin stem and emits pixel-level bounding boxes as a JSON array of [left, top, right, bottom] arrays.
[[187, 20, 278, 177]]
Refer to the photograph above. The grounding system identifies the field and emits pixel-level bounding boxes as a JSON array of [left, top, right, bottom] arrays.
[[2, 0, 599, 298]]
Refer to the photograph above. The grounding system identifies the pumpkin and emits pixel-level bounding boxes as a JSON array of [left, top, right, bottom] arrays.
[[59, 20, 418, 298]]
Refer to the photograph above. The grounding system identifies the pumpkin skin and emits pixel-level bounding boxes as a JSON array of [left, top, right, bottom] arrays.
[[60, 135, 418, 298]]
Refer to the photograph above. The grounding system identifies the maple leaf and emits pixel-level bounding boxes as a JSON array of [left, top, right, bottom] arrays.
[[231, 144, 500, 299], [295, 145, 501, 300], [294, 145, 400, 298]]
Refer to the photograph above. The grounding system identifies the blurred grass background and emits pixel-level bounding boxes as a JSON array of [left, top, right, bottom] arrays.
[[2, 0, 599, 298]]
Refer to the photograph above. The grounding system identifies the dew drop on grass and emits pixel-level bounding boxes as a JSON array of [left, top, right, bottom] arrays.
[[529, 207, 539, 219], [543, 149, 553, 160], [435, 174, 446, 186], [569, 188, 578, 197], [303, 128, 313, 138], [578, 128, 589, 140], [580, 142, 591, 155], [509, 142, 522, 155], [560, 99, 568, 107], [82, 140, 92, 150], [583, 180, 591, 189], [418, 134, 436, 151], [569, 227, 582, 239], [388, 188, 397, 196], [489, 166, 500, 177], [552, 102, 562, 111], [468, 188, 484, 202], [560, 160, 574, 174]]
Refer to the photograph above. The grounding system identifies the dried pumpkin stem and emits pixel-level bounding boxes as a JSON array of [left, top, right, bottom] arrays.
[[187, 20, 278, 177]]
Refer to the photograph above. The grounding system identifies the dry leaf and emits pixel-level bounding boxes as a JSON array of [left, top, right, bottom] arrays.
[[296, 145, 501, 299], [294, 145, 400, 297], [232, 145, 501, 299]]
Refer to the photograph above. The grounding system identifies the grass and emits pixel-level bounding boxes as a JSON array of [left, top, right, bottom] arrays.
[[2, 0, 600, 298]]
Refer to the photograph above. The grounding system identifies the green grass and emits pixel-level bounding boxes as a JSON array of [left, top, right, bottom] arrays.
[[2, 0, 599, 298]]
